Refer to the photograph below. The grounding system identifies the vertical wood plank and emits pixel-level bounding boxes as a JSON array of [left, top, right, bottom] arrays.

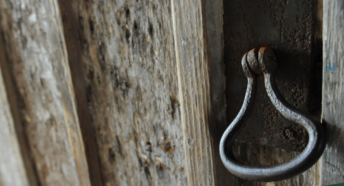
[[56, 0, 188, 185], [203, 0, 233, 185], [172, 0, 216, 185], [0, 12, 38, 186], [0, 63, 29, 186], [322, 0, 344, 185], [57, 1, 103, 185], [0, 0, 91, 185]]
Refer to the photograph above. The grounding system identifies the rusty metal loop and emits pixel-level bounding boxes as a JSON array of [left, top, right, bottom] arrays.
[[219, 47, 326, 181]]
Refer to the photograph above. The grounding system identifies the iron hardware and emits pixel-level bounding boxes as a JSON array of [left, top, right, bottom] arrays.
[[219, 47, 326, 181]]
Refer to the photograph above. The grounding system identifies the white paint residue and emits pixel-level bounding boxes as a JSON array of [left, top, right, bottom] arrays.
[[28, 13, 37, 23], [40, 53, 61, 100]]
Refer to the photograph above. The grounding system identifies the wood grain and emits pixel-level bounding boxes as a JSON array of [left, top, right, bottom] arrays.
[[57, 0, 103, 185], [322, 0, 344, 185], [56, 0, 224, 185], [57, 0, 188, 185], [0, 63, 29, 186], [203, 0, 233, 185], [0, 0, 91, 185], [172, 0, 217, 185]]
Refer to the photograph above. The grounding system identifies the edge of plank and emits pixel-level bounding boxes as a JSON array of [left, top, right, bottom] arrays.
[[171, 0, 217, 185]]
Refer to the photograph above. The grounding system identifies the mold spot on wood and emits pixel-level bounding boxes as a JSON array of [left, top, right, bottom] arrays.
[[145, 141, 152, 152], [97, 75, 101, 85], [87, 67, 94, 80], [124, 28, 131, 43], [40, 78, 44, 87], [89, 17, 95, 36], [108, 147, 115, 163], [133, 20, 138, 31], [82, 40, 89, 51], [155, 157, 168, 178], [169, 95, 179, 119], [115, 13, 121, 25], [141, 155, 149, 167], [155, 157, 163, 170], [125, 7, 130, 18], [139, 157, 152, 184], [114, 136, 122, 156], [86, 85, 92, 102], [159, 138, 173, 153], [148, 22, 154, 37], [61, 0, 189, 184], [78, 16, 84, 30], [119, 81, 128, 90], [98, 42, 106, 71], [110, 66, 119, 87], [115, 4, 130, 26]]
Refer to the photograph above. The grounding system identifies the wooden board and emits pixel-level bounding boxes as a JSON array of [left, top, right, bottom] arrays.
[[57, 0, 103, 185], [0, 0, 91, 185], [55, 0, 225, 185], [202, 0, 233, 185], [322, 0, 344, 185], [172, 0, 218, 185], [0, 62, 29, 186], [0, 0, 225, 185], [57, 0, 188, 185]]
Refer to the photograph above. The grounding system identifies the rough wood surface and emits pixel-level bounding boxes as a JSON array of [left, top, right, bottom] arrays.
[[172, 0, 216, 185], [203, 0, 232, 185], [57, 0, 103, 185], [322, 0, 344, 185], [58, 0, 188, 185], [0, 0, 91, 185], [0, 66, 29, 186]]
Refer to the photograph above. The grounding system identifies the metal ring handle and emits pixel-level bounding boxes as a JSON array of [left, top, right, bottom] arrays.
[[219, 47, 326, 181]]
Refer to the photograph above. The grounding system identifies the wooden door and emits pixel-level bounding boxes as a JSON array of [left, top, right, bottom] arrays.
[[0, 0, 343, 186]]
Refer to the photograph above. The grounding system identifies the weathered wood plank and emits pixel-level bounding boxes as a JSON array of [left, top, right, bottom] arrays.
[[57, 0, 103, 185], [203, 0, 233, 185], [0, 0, 91, 185], [322, 0, 344, 185], [0, 12, 38, 186], [0, 64, 29, 186], [172, 0, 216, 185], [57, 0, 188, 185]]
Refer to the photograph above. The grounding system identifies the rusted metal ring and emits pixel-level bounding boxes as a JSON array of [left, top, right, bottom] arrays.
[[219, 47, 326, 181]]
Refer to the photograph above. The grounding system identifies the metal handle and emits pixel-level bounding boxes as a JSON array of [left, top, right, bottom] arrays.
[[219, 47, 326, 181]]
